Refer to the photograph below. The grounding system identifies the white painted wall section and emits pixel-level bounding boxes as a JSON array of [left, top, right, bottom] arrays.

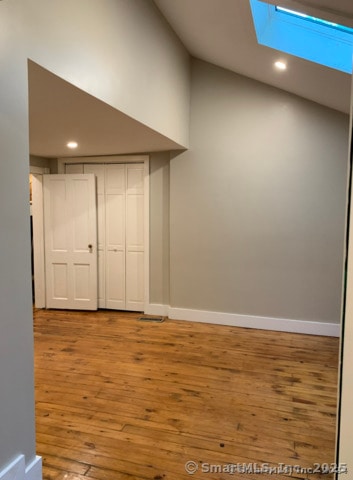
[[25, 0, 190, 147]]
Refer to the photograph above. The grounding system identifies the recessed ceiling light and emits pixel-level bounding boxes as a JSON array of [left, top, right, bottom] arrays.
[[274, 61, 287, 71], [67, 141, 78, 149]]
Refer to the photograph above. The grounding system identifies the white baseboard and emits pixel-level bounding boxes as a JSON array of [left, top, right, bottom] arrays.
[[0, 455, 42, 480], [144, 303, 169, 316], [146, 303, 340, 337], [0, 456, 25, 480], [25, 457, 42, 480]]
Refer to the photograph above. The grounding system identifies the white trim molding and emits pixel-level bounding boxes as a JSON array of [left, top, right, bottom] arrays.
[[143, 157, 150, 311], [144, 303, 169, 317], [25, 457, 42, 480], [0, 456, 25, 480], [58, 154, 148, 173], [146, 304, 340, 337], [0, 455, 42, 480]]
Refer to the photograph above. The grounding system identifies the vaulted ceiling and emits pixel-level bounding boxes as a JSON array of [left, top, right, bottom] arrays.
[[154, 0, 353, 114], [29, 0, 352, 159]]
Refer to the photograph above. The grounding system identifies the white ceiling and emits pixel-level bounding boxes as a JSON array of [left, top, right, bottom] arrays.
[[29, 0, 353, 159]]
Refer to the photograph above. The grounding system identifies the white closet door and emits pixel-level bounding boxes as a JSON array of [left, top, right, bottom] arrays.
[[44, 174, 98, 310], [125, 165, 144, 311], [61, 162, 145, 312], [105, 164, 126, 309], [84, 164, 106, 308]]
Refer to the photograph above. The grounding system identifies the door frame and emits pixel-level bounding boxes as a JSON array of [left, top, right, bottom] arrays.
[[30, 165, 50, 308], [57, 155, 150, 311]]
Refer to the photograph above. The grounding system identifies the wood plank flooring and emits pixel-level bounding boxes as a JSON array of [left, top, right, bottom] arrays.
[[34, 309, 340, 480]]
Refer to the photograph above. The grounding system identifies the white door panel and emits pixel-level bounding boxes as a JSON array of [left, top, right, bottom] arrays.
[[106, 194, 125, 248], [98, 249, 105, 308], [105, 165, 126, 308], [84, 165, 107, 308], [51, 263, 68, 300], [126, 195, 144, 249], [125, 165, 144, 311], [44, 174, 97, 310], [72, 178, 92, 251], [126, 251, 144, 310], [84, 164, 106, 249], [96, 195, 105, 250], [106, 164, 125, 192], [47, 178, 68, 251], [84, 164, 105, 194], [106, 250, 125, 309], [73, 263, 91, 300], [127, 164, 144, 192]]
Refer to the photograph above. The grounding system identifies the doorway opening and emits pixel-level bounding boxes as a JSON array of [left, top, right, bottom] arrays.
[[31, 155, 150, 314]]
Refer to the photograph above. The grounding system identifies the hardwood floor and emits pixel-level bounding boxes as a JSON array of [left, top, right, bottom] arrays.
[[34, 309, 339, 480]]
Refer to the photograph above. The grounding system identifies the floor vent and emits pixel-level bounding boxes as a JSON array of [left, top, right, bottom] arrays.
[[138, 316, 165, 323]]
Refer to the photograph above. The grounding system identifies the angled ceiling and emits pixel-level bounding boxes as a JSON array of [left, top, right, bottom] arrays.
[[264, 0, 353, 23], [154, 0, 352, 114], [29, 0, 352, 159], [28, 61, 184, 159]]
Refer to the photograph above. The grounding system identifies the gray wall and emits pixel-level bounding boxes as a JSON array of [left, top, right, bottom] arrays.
[[0, 59, 36, 465], [26, 0, 190, 147], [170, 59, 349, 324], [29, 155, 57, 173], [0, 0, 190, 471], [29, 155, 51, 169], [150, 152, 170, 305]]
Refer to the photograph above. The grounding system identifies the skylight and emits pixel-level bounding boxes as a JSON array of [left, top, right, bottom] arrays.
[[249, 0, 353, 74], [276, 6, 353, 35]]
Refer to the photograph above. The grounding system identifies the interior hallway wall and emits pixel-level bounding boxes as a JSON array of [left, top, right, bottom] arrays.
[[150, 152, 170, 306], [29, 155, 51, 170], [170, 59, 349, 325], [26, 0, 190, 148], [0, 58, 36, 468], [0, 0, 190, 472]]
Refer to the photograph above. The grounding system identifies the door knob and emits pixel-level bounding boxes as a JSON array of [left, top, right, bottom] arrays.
[[88, 244, 93, 252]]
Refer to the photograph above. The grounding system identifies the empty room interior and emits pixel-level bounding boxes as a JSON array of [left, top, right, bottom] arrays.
[[1, 0, 353, 479]]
